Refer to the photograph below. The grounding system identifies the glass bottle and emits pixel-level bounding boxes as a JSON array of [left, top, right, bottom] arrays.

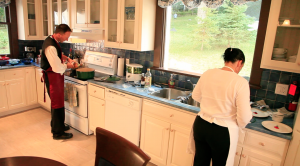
[[69, 48, 73, 59], [141, 73, 145, 87], [144, 68, 152, 88]]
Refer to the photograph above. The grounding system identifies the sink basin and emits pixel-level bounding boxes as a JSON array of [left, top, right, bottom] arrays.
[[148, 88, 200, 107]]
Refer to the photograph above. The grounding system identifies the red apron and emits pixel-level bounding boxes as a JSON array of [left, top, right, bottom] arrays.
[[41, 36, 65, 109]]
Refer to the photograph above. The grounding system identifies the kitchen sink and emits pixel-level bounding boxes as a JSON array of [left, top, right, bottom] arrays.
[[148, 88, 200, 107]]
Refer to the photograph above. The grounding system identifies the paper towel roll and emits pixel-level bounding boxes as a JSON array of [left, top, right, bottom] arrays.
[[117, 58, 125, 76]]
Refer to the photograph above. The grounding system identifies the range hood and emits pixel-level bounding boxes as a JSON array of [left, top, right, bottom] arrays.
[[69, 28, 104, 42]]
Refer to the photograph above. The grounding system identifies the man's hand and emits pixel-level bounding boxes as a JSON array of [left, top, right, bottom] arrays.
[[67, 62, 74, 69]]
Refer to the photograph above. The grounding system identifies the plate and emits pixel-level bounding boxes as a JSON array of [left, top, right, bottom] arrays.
[[251, 108, 269, 117], [262, 121, 292, 133]]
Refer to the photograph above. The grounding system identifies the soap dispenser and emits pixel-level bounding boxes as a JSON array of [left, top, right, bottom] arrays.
[[168, 74, 175, 88]]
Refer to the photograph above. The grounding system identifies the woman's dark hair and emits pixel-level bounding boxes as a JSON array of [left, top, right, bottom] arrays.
[[223, 48, 245, 64], [54, 24, 72, 34]]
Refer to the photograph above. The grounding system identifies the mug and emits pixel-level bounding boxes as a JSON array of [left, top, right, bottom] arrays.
[[273, 48, 287, 54], [271, 113, 284, 123]]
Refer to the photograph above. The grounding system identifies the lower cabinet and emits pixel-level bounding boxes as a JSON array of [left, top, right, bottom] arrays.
[[88, 84, 105, 134], [25, 68, 37, 105], [0, 80, 9, 112], [140, 100, 196, 166], [6, 78, 27, 110], [238, 148, 281, 166], [35, 68, 51, 111]]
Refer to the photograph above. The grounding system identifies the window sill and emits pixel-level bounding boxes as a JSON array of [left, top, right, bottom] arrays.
[[150, 67, 201, 78]]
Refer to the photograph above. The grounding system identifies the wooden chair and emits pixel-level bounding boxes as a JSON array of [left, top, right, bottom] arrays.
[[95, 127, 151, 166]]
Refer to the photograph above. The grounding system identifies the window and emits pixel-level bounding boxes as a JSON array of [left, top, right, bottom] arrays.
[[163, 0, 262, 79], [0, 6, 10, 55]]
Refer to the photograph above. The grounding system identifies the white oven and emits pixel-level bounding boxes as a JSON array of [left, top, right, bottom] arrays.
[[64, 77, 92, 135]]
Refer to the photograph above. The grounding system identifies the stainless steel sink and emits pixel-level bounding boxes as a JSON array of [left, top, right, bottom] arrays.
[[148, 88, 200, 107]]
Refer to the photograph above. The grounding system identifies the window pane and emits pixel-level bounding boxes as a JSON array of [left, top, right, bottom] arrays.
[[164, 0, 262, 79], [0, 24, 10, 54], [0, 7, 6, 22]]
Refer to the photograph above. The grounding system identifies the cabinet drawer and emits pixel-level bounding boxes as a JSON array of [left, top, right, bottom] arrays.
[[244, 131, 288, 157], [0, 71, 4, 81], [143, 100, 196, 127], [88, 84, 105, 99], [5, 69, 24, 80]]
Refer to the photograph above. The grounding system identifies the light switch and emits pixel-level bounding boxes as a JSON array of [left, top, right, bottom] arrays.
[[275, 83, 289, 96]]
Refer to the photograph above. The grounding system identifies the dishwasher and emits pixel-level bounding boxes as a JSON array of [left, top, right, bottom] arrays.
[[105, 89, 142, 146]]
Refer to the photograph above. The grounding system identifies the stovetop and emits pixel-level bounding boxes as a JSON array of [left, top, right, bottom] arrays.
[[64, 69, 111, 85]]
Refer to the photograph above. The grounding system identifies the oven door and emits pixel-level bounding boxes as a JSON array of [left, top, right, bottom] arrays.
[[64, 80, 88, 117]]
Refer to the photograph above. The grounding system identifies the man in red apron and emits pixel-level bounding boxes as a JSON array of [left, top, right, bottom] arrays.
[[41, 24, 78, 140]]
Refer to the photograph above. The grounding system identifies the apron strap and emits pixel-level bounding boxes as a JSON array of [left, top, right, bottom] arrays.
[[41, 70, 46, 103]]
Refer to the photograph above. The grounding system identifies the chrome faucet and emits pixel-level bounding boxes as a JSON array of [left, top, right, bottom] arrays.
[[186, 80, 196, 91]]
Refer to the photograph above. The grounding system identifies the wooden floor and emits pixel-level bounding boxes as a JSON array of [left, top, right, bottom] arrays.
[[0, 108, 156, 166]]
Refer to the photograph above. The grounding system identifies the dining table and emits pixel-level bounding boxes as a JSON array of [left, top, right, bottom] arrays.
[[0, 156, 67, 166]]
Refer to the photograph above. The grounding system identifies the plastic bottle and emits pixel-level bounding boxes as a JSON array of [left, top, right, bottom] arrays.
[[141, 73, 145, 87], [168, 74, 175, 88], [69, 48, 73, 59], [144, 68, 152, 88], [288, 81, 299, 111]]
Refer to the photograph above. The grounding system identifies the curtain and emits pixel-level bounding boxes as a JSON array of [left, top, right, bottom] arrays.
[[158, 0, 258, 9], [0, 0, 10, 7]]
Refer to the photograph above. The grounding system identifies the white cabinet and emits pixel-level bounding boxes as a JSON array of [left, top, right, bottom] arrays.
[[25, 68, 37, 105], [50, 0, 71, 33], [88, 84, 105, 134], [0, 80, 9, 112], [36, 68, 51, 111], [6, 79, 27, 110], [105, 0, 156, 51], [238, 148, 280, 166], [140, 100, 195, 166], [17, 0, 48, 40], [72, 0, 104, 29], [261, 0, 300, 73]]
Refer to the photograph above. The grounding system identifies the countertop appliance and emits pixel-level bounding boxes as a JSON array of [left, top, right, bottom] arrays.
[[64, 51, 118, 135], [23, 46, 36, 61], [126, 63, 143, 82], [105, 88, 142, 146]]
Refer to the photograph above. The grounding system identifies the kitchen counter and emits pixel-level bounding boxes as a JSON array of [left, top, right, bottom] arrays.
[[88, 79, 293, 140], [0, 62, 41, 69]]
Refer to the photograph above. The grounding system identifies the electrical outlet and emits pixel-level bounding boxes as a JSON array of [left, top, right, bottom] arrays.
[[275, 83, 289, 96]]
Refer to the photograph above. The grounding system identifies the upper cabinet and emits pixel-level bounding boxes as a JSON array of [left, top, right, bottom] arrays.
[[261, 0, 300, 73], [50, 0, 71, 34], [72, 0, 104, 29], [104, 0, 156, 51], [17, 0, 45, 40]]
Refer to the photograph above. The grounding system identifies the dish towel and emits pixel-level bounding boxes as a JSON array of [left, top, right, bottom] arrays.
[[64, 83, 78, 107]]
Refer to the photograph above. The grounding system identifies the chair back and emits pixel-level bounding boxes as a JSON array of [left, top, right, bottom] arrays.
[[95, 127, 151, 166]]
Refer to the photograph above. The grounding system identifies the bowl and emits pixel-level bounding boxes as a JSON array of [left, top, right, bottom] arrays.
[[0, 60, 7, 66], [9, 59, 20, 65], [273, 48, 287, 54]]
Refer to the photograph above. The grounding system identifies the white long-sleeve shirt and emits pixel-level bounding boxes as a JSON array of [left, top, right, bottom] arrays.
[[192, 68, 252, 128], [44, 46, 67, 74]]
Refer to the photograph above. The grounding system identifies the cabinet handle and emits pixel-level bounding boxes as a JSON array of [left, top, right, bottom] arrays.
[[120, 41, 123, 44], [259, 142, 265, 146], [297, 129, 300, 133], [2, 84, 5, 86], [171, 129, 175, 132], [94, 90, 96, 93], [170, 114, 174, 117], [7, 83, 9, 85], [13, 74, 16, 75], [242, 154, 246, 158], [166, 128, 169, 130], [236, 152, 239, 156], [102, 104, 104, 106]]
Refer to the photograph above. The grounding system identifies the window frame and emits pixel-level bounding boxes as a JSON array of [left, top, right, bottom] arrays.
[[0, 0, 19, 58], [152, 0, 272, 89]]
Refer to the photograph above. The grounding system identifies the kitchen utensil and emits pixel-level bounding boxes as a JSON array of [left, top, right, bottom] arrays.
[[272, 54, 285, 58], [251, 108, 270, 117], [9, 59, 20, 65], [273, 48, 287, 54], [0, 60, 7, 66], [94, 76, 121, 83], [76, 68, 95, 80], [270, 112, 284, 122], [261, 121, 292, 133], [126, 63, 143, 82]]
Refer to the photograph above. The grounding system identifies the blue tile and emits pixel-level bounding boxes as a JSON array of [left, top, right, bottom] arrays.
[[145, 52, 151, 61], [280, 73, 291, 84], [155, 70, 161, 76], [125, 51, 130, 58], [129, 58, 135, 63], [191, 77, 199, 84], [166, 72, 171, 78], [153, 76, 160, 83], [260, 80, 268, 90], [161, 71, 167, 77], [173, 74, 179, 80], [255, 97, 263, 101], [256, 89, 266, 98], [285, 104, 289, 110], [159, 76, 168, 84], [178, 75, 186, 81], [135, 52, 140, 59], [130, 51, 135, 58], [265, 99, 275, 108], [286, 94, 293, 103], [150, 51, 154, 62], [266, 91, 276, 100], [274, 102, 285, 109], [144, 61, 150, 69], [149, 61, 153, 68], [267, 82, 276, 92], [134, 59, 139, 63], [292, 73, 300, 77], [271, 70, 281, 74], [282, 71, 292, 76], [138, 60, 145, 67], [175, 80, 179, 87], [276, 95, 287, 103], [261, 70, 270, 81], [250, 88, 257, 96], [250, 96, 256, 101], [139, 52, 146, 60], [269, 73, 280, 82], [178, 81, 185, 88], [185, 82, 193, 90]]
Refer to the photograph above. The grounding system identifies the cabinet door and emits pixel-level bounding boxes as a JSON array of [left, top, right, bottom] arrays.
[[41, 0, 50, 38], [284, 129, 300, 166], [140, 115, 171, 165], [60, 0, 69, 25], [105, 0, 121, 48], [25, 68, 37, 105], [74, 0, 88, 28], [51, 0, 59, 31], [119, 0, 139, 50], [87, 0, 104, 28], [26, 0, 40, 39], [239, 148, 280, 166], [234, 145, 243, 166], [167, 124, 194, 166], [261, 0, 300, 73], [0, 81, 9, 112], [6, 79, 27, 110], [88, 95, 105, 134]]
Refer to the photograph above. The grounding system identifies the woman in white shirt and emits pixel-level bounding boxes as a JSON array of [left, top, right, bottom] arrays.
[[191, 48, 252, 166]]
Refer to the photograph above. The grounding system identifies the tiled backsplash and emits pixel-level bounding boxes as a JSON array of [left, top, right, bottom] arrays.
[[250, 69, 300, 109]]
